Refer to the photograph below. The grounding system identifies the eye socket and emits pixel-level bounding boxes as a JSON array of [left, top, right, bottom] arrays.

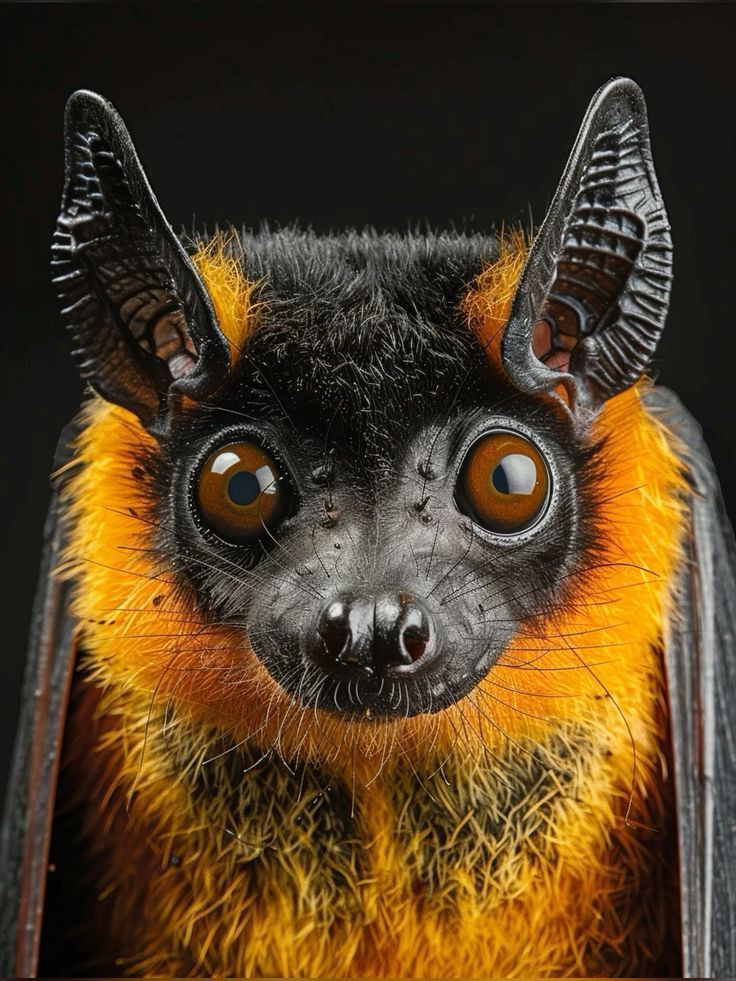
[[195, 441, 290, 544], [456, 431, 551, 535]]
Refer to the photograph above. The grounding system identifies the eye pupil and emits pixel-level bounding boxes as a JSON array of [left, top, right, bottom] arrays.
[[491, 462, 510, 495], [491, 454, 538, 496], [227, 470, 261, 506]]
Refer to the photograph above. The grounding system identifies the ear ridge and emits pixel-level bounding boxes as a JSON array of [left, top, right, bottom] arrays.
[[501, 77, 673, 413], [52, 90, 229, 426]]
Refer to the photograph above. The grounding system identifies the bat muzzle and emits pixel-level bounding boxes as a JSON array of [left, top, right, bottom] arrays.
[[249, 557, 509, 718]]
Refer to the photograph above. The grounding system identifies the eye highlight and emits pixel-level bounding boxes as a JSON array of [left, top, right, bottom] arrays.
[[195, 441, 289, 544], [456, 431, 551, 535]]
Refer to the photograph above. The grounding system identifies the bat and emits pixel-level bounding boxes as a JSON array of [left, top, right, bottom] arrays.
[[1, 77, 734, 978]]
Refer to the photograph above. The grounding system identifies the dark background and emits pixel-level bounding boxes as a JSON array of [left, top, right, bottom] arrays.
[[1, 2, 735, 808]]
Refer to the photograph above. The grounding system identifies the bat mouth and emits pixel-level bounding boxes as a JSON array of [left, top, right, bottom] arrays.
[[263, 645, 497, 719]]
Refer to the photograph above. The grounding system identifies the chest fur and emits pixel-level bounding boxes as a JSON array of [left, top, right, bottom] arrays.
[[90, 711, 673, 978]]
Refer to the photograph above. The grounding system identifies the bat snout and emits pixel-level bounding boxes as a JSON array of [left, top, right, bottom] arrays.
[[311, 592, 440, 680], [256, 572, 508, 717]]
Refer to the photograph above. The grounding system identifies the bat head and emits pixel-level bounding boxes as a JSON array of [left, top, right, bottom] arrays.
[[54, 80, 674, 731]]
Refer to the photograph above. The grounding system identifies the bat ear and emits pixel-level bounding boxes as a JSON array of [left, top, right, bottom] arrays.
[[501, 78, 672, 414], [52, 90, 230, 428]]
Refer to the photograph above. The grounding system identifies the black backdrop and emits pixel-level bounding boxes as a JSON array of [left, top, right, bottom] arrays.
[[2, 2, 735, 804]]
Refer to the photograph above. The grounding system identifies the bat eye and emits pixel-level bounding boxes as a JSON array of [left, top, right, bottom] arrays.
[[195, 441, 289, 544], [456, 431, 551, 535]]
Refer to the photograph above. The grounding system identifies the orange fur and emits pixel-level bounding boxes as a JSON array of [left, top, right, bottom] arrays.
[[190, 235, 262, 361], [59, 242, 688, 977], [463, 231, 570, 404], [462, 227, 530, 373]]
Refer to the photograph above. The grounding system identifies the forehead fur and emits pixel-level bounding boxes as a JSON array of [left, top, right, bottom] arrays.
[[228, 226, 499, 318], [192, 229, 505, 444]]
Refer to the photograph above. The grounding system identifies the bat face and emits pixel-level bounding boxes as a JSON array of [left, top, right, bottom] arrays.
[[155, 234, 596, 718], [50, 77, 676, 765]]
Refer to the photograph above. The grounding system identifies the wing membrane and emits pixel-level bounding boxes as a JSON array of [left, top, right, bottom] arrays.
[[645, 386, 736, 978]]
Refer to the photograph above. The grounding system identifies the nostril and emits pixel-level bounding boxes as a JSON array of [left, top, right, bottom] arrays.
[[397, 606, 432, 665], [318, 601, 351, 660], [401, 626, 428, 663]]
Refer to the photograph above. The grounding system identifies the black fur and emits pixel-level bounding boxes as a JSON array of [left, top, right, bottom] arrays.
[[207, 228, 499, 451]]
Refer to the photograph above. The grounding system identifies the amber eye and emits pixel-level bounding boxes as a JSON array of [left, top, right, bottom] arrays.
[[456, 431, 551, 535], [195, 441, 289, 544]]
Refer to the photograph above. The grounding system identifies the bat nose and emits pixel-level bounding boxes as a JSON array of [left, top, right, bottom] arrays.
[[314, 593, 437, 677]]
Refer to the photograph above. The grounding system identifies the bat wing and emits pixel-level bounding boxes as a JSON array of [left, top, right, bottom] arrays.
[[645, 386, 736, 979], [0, 420, 80, 978]]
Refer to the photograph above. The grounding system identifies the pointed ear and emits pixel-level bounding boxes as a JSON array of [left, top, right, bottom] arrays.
[[52, 90, 230, 428], [501, 78, 672, 414]]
